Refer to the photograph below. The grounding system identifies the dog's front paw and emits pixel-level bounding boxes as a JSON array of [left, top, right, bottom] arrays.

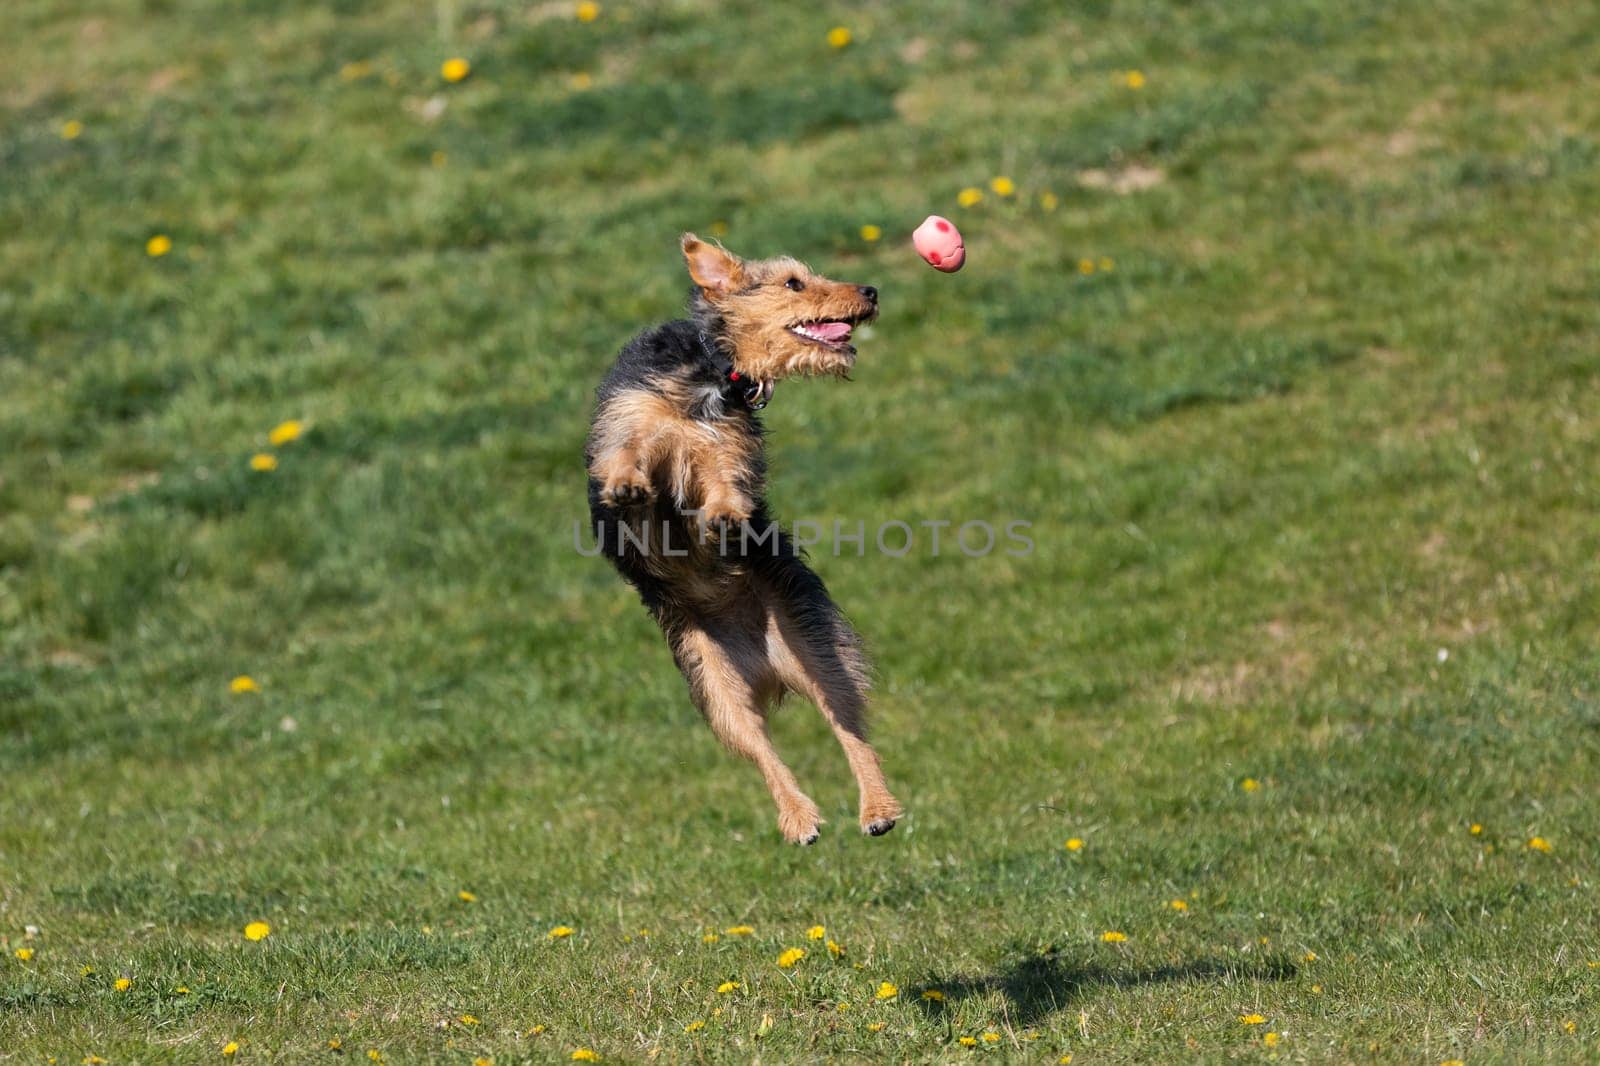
[[600, 473, 654, 509], [696, 503, 751, 543], [703, 509, 750, 541]]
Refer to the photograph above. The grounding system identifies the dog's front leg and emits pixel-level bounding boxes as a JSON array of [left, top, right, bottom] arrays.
[[593, 444, 654, 508]]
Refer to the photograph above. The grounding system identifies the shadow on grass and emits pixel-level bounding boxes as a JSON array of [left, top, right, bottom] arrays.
[[913, 946, 1298, 1028]]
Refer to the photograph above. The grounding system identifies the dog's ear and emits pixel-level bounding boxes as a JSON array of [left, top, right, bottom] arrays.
[[681, 233, 745, 295]]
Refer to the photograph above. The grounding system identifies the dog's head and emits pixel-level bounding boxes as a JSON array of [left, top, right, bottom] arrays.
[[682, 233, 878, 381]]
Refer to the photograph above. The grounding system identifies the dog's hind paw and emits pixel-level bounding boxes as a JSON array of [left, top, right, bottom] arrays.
[[777, 797, 823, 845], [860, 798, 902, 837]]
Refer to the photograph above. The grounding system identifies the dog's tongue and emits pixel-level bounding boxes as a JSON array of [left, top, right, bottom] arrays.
[[810, 321, 852, 342]]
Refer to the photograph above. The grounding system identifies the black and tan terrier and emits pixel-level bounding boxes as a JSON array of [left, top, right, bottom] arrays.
[[585, 234, 902, 844]]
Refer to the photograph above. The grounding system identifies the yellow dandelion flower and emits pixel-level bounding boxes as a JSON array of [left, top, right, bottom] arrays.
[[243, 921, 270, 941], [684, 1020, 704, 1033], [1303, 951, 1318, 962], [474, 1059, 493, 1066], [339, 60, 372, 81], [62, 119, 85, 140], [571, 1050, 599, 1062], [1311, 984, 1322, 994], [548, 926, 575, 939], [826, 26, 852, 48], [1077, 258, 1096, 275], [81, 965, 94, 977], [637, 928, 650, 937], [836, 1002, 850, 1011], [990, 176, 1016, 197], [115, 977, 132, 991], [1065, 838, 1084, 851], [1040, 191, 1059, 211], [776, 947, 805, 968], [249, 453, 277, 472], [723, 924, 754, 936], [1241, 777, 1261, 792], [1098, 257, 1115, 272], [1240, 1013, 1266, 1025], [84, 1058, 109, 1066], [859, 225, 881, 242], [1264, 1032, 1281, 1047], [575, 1, 600, 22], [327, 1039, 342, 1050], [1564, 1021, 1576, 1034], [222, 1041, 240, 1056], [1469, 823, 1482, 835], [826, 939, 844, 957], [958, 1035, 977, 1046], [716, 981, 739, 994], [230, 675, 259, 694], [1169, 899, 1188, 911], [1529, 836, 1553, 852], [1101, 931, 1127, 943], [457, 890, 477, 903], [702, 933, 719, 943], [441, 58, 471, 83], [1124, 70, 1146, 89], [1440, 1061, 1464, 1066], [176, 986, 191, 994], [526, 1025, 546, 1036], [957, 187, 983, 208], [867, 1022, 886, 1032], [922, 989, 945, 1002], [367, 1052, 382, 1063], [570, 71, 593, 90], [876, 981, 898, 1000], [459, 1015, 479, 1026], [15, 948, 34, 961], [981, 1032, 1000, 1043], [146, 235, 173, 257], [1059, 1057, 1073, 1065]]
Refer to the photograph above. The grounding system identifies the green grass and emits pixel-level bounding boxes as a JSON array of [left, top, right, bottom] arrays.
[[4, 0, 1600, 1061]]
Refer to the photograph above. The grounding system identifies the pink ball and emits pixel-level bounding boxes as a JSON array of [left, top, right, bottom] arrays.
[[912, 215, 965, 272]]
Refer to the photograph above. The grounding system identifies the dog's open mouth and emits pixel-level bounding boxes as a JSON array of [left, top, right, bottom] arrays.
[[788, 318, 860, 351]]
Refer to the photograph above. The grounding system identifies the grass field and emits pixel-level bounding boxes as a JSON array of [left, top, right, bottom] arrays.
[[5, 0, 1600, 1061]]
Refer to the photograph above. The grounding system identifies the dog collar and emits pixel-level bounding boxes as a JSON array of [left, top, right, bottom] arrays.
[[726, 367, 774, 410], [699, 329, 773, 411]]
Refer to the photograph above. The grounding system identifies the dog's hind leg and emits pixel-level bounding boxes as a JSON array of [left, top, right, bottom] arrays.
[[766, 587, 902, 837], [672, 618, 823, 844]]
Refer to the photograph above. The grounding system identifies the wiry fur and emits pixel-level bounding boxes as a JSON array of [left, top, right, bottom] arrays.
[[584, 234, 900, 843]]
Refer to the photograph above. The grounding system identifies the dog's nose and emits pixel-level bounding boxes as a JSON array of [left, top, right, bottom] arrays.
[[858, 286, 878, 304]]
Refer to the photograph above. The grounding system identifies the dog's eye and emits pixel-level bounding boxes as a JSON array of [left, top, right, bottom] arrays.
[[784, 277, 805, 292]]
